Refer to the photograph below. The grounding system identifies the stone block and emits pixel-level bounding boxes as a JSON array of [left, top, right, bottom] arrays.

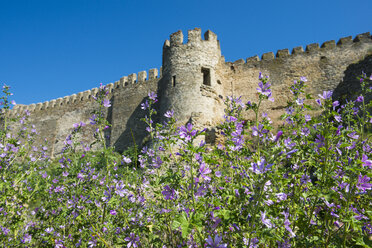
[[148, 68, 158, 79], [128, 73, 137, 84], [354, 32, 371, 42], [170, 30, 183, 45], [246, 55, 260, 63], [306, 43, 320, 51], [188, 28, 202, 43], [276, 49, 290, 58], [234, 59, 245, 64], [35, 103, 42, 111], [120, 76, 128, 86], [321, 40, 336, 49], [292, 46, 304, 54], [261, 52, 275, 61], [204, 30, 217, 41], [138, 71, 147, 83], [337, 36, 352, 45]]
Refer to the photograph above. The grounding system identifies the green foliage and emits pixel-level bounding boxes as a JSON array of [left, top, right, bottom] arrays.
[[0, 75, 371, 247]]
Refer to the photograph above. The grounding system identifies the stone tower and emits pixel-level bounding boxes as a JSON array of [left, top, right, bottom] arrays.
[[159, 28, 224, 126]]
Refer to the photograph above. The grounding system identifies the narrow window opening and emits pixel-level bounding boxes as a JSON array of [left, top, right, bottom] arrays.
[[172, 75, 176, 87], [202, 67, 211, 86]]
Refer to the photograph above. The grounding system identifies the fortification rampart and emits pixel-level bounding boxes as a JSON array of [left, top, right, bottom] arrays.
[[216, 32, 372, 123], [6, 28, 372, 155], [9, 67, 162, 155], [10, 67, 162, 117]]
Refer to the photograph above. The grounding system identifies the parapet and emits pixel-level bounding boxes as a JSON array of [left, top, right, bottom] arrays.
[[9, 66, 162, 116], [229, 32, 372, 67], [163, 28, 220, 50]]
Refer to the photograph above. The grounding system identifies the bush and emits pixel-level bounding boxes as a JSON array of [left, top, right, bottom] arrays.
[[0, 74, 371, 247]]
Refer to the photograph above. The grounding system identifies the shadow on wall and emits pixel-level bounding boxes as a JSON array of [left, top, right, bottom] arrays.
[[112, 93, 162, 154], [333, 54, 372, 103]]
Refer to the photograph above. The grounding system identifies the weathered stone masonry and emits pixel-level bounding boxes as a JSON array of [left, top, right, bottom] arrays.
[[8, 28, 372, 156]]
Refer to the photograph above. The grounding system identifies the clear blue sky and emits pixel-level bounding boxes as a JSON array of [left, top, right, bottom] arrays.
[[1, 0, 371, 105]]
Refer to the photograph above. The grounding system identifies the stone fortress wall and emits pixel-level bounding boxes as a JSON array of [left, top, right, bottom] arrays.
[[9, 68, 162, 155], [7, 28, 372, 156], [216, 32, 372, 123]]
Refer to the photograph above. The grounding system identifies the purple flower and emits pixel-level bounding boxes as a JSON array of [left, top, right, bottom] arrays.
[[301, 174, 311, 185], [318, 90, 333, 100], [115, 183, 128, 197], [300, 76, 307, 82], [334, 115, 342, 122], [357, 174, 372, 192], [110, 210, 117, 215], [264, 199, 274, 206], [261, 211, 273, 228], [178, 123, 197, 142], [315, 134, 325, 147], [284, 219, 296, 238], [89, 114, 97, 125], [152, 156, 163, 168], [45, 227, 54, 233], [88, 238, 97, 247], [250, 158, 273, 174], [77, 173, 85, 179], [55, 239, 65, 248], [244, 237, 259, 247], [276, 193, 287, 202], [256, 81, 272, 97], [356, 95, 364, 102], [162, 185, 176, 200], [140, 100, 149, 110], [199, 162, 212, 181], [272, 130, 283, 142], [332, 100, 340, 110], [205, 235, 227, 248], [285, 106, 294, 115], [22, 233, 32, 243], [103, 99, 111, 108], [347, 132, 359, 140], [305, 114, 311, 122], [259, 72, 263, 79], [361, 154, 372, 168], [301, 127, 310, 136], [296, 98, 304, 105], [252, 124, 268, 137], [122, 156, 132, 164], [148, 92, 157, 101], [164, 110, 174, 118], [284, 137, 295, 149], [147, 149, 155, 157]]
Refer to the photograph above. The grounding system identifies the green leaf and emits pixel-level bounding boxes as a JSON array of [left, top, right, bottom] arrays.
[[172, 212, 190, 238]]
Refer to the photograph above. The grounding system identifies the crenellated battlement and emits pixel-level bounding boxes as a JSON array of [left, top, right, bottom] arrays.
[[163, 28, 220, 50], [9, 67, 162, 117], [227, 32, 371, 67]]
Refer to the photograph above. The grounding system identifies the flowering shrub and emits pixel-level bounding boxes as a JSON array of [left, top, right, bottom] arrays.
[[0, 73, 371, 247]]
